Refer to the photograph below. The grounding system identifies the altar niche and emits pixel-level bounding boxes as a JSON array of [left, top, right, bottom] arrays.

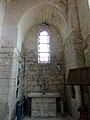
[[26, 92, 63, 118]]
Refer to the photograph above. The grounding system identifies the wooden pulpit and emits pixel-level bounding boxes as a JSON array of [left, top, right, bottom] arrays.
[[67, 67, 90, 120]]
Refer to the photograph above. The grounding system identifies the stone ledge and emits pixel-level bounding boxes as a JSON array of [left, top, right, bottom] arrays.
[[27, 92, 60, 98]]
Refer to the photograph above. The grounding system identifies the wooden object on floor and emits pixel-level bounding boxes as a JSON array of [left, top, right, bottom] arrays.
[[67, 67, 90, 120]]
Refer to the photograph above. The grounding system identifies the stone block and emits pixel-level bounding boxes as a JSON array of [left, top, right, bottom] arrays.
[[0, 79, 10, 86], [31, 97, 57, 117], [0, 95, 8, 103]]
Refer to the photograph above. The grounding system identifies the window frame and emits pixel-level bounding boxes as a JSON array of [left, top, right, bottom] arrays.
[[37, 29, 50, 64], [88, 0, 90, 9]]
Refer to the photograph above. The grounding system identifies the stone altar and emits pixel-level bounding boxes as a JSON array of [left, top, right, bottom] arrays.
[[28, 92, 60, 117]]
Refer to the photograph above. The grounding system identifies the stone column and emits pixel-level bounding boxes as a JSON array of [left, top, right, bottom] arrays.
[[0, 48, 20, 120]]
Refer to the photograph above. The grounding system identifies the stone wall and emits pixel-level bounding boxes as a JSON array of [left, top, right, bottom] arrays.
[[0, 0, 67, 119], [22, 24, 64, 98], [0, 1, 18, 119], [24, 26, 64, 95], [0, 0, 6, 46], [0, 48, 21, 120], [64, 0, 85, 119], [0, 0, 90, 119], [76, 0, 90, 118], [32, 98, 56, 117], [64, 0, 90, 119], [76, 0, 90, 65]]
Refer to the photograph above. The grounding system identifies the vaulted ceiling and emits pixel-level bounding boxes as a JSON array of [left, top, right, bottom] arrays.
[[2, 0, 71, 50], [18, 2, 69, 41]]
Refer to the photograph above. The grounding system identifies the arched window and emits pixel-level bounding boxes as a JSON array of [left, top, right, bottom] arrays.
[[38, 30, 50, 63], [88, 0, 90, 8]]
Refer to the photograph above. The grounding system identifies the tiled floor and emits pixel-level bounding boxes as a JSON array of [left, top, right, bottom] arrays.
[[23, 113, 75, 120]]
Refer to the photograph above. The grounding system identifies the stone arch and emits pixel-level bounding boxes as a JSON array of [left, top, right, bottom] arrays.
[[17, 3, 71, 52], [1, 0, 71, 52]]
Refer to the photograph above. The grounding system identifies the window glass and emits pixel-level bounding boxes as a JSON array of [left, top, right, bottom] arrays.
[[38, 30, 50, 63], [88, 0, 90, 8]]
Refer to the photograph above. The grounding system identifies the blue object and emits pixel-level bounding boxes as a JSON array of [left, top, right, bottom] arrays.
[[17, 96, 25, 120], [17, 102, 21, 120]]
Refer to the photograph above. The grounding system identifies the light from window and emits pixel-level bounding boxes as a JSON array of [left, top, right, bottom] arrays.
[[88, 0, 90, 8], [38, 30, 50, 63]]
